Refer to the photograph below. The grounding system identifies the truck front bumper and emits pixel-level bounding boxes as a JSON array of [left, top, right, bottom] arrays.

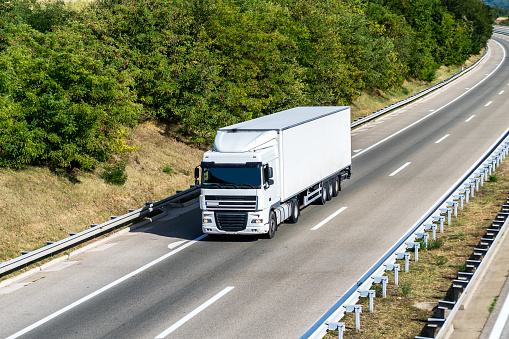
[[202, 211, 269, 235]]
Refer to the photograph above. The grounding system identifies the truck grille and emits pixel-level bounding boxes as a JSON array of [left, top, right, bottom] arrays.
[[205, 196, 257, 211], [215, 212, 248, 231]]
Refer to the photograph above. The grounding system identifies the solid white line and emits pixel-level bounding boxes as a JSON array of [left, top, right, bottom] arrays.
[[6, 234, 208, 339], [486, 101, 493, 106], [351, 40, 505, 160], [389, 162, 411, 177], [489, 292, 509, 339], [465, 115, 475, 122], [311, 207, 347, 231], [499, 90, 505, 95], [435, 134, 450, 144], [155, 286, 234, 338], [353, 149, 363, 153]]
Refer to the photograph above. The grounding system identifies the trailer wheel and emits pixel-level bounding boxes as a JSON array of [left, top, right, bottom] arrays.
[[266, 211, 277, 239], [326, 180, 333, 201], [332, 176, 340, 197], [288, 199, 300, 223], [317, 182, 327, 205]]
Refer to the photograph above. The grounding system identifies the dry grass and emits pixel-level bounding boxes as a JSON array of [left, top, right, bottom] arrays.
[[0, 121, 203, 263], [325, 161, 509, 338]]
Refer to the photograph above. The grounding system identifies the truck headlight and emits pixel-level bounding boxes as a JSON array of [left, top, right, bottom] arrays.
[[251, 219, 263, 224], [203, 218, 213, 223]]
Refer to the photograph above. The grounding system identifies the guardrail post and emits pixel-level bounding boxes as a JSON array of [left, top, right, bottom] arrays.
[[424, 224, 437, 240], [440, 207, 452, 225], [453, 194, 465, 210], [416, 233, 429, 250], [344, 305, 362, 330], [485, 162, 492, 176], [407, 242, 420, 261], [478, 169, 486, 186], [432, 216, 445, 233], [427, 318, 446, 337], [385, 264, 400, 285], [447, 200, 458, 218], [473, 176, 481, 191], [453, 279, 469, 301], [465, 182, 474, 198], [373, 276, 389, 297], [326, 322, 345, 338], [460, 188, 470, 203], [359, 290, 376, 312], [396, 252, 411, 272], [436, 300, 455, 319]]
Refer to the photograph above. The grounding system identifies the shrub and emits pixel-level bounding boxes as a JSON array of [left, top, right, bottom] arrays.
[[102, 162, 128, 185]]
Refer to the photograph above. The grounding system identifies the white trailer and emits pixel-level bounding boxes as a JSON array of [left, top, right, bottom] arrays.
[[196, 106, 352, 238]]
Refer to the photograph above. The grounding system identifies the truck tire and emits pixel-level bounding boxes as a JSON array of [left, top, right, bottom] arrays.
[[332, 176, 340, 197], [266, 211, 277, 239], [288, 198, 300, 223], [317, 182, 327, 205], [326, 180, 333, 201]]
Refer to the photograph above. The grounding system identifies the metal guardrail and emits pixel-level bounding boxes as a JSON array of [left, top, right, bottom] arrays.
[[303, 127, 509, 338], [0, 30, 495, 279], [0, 185, 201, 277]]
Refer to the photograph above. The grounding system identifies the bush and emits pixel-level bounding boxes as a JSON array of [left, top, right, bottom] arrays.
[[102, 162, 128, 185]]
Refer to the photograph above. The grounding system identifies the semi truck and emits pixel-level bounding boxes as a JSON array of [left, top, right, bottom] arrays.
[[195, 106, 352, 238]]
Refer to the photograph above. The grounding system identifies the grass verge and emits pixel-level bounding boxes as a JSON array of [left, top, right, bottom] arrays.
[[324, 159, 509, 338]]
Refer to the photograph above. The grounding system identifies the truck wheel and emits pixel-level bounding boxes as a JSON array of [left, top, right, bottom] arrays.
[[288, 199, 300, 223], [317, 182, 327, 205], [326, 180, 333, 201], [266, 212, 277, 239], [332, 176, 340, 197]]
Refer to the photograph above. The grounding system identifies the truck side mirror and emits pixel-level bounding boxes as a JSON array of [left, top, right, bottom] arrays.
[[194, 166, 200, 186], [268, 167, 273, 179]]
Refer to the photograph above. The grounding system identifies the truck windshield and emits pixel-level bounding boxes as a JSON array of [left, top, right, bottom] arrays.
[[201, 162, 261, 188]]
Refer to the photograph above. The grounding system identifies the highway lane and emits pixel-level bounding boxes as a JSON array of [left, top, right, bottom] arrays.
[[1, 36, 509, 338]]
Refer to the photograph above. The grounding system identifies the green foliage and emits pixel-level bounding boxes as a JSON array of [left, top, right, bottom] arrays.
[[163, 165, 173, 174], [435, 255, 448, 266], [490, 175, 499, 182], [428, 239, 444, 250], [0, 0, 495, 169], [401, 281, 412, 297], [0, 23, 141, 170], [102, 161, 128, 185]]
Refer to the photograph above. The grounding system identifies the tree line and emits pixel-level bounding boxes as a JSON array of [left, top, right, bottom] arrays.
[[0, 0, 493, 171]]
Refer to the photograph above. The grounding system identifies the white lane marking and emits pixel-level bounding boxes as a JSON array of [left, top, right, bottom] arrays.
[[351, 40, 506, 160], [435, 134, 450, 144], [389, 162, 411, 177], [155, 286, 234, 338], [168, 240, 187, 250], [5, 234, 208, 339], [499, 90, 505, 95], [311, 207, 347, 231], [489, 292, 509, 339], [353, 149, 363, 153], [486, 101, 493, 106], [465, 115, 475, 122]]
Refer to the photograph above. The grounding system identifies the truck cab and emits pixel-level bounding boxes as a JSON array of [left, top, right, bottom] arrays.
[[200, 131, 281, 237]]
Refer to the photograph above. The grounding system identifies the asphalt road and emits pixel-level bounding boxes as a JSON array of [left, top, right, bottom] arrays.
[[2, 35, 509, 339]]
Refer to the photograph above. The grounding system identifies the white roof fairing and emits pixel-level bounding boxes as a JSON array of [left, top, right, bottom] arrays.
[[219, 106, 349, 132]]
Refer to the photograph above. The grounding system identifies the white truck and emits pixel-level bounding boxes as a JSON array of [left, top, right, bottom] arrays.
[[195, 106, 352, 238]]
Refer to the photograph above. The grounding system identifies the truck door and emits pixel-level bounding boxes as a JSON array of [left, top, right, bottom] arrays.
[[263, 161, 279, 210]]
